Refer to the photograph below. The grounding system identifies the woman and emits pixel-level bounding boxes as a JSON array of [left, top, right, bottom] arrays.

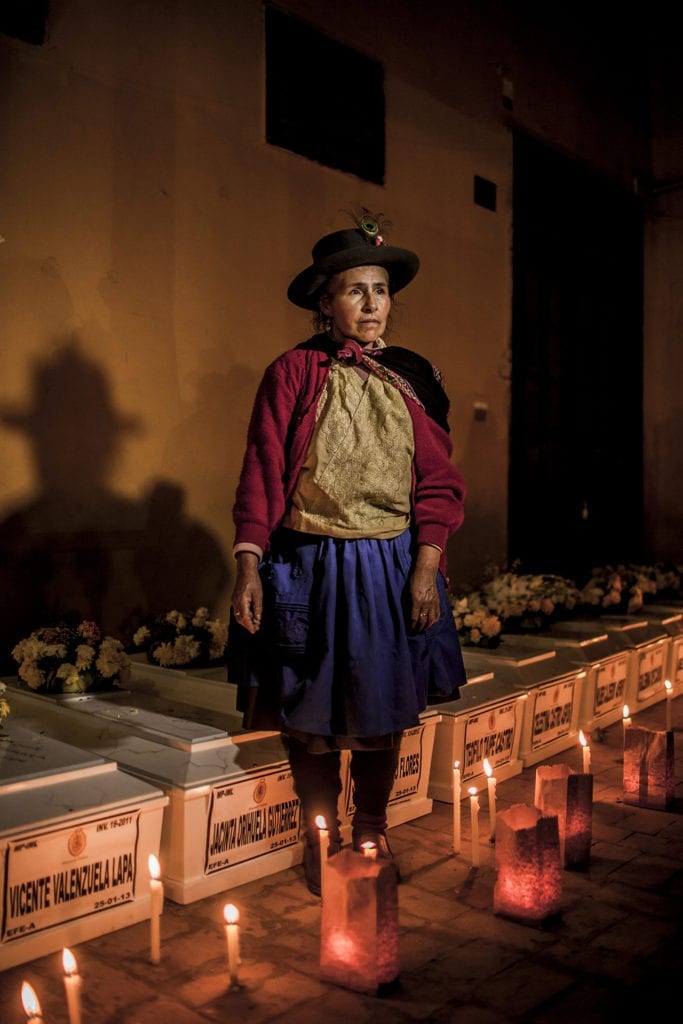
[[227, 211, 467, 895]]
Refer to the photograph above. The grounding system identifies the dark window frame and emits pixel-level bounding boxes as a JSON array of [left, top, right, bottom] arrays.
[[265, 6, 385, 185]]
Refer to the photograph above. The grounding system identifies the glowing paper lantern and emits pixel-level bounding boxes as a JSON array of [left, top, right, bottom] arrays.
[[623, 725, 675, 809], [534, 764, 593, 868], [320, 848, 399, 995], [493, 804, 562, 924]]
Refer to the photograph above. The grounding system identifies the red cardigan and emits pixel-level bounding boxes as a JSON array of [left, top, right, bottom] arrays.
[[232, 341, 466, 578]]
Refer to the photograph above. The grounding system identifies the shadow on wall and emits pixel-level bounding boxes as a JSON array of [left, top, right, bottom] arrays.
[[0, 341, 229, 671]]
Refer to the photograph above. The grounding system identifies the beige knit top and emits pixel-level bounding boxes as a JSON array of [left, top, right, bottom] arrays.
[[283, 360, 414, 539]]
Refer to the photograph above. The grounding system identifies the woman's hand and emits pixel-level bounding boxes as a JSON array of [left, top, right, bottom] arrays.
[[231, 552, 263, 633], [410, 544, 441, 631]]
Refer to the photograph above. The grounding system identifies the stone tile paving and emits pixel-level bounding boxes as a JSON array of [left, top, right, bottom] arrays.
[[1, 698, 682, 1023]]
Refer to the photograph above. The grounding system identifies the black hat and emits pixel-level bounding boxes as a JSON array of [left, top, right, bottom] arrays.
[[287, 218, 420, 311]]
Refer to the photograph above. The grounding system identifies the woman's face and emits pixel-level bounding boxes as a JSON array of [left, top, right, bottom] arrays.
[[319, 265, 391, 346]]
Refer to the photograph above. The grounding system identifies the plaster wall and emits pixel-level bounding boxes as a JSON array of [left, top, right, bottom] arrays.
[[0, 0, 670, 657]]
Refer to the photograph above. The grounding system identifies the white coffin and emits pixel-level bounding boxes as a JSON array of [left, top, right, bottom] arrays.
[[339, 711, 442, 833], [638, 605, 683, 698], [598, 616, 671, 714], [462, 640, 585, 767], [514, 623, 630, 732], [426, 662, 527, 802], [5, 664, 444, 904], [0, 722, 167, 970], [4, 683, 297, 905]]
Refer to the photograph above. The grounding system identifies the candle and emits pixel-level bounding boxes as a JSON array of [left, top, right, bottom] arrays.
[[315, 814, 330, 896], [361, 841, 378, 860], [468, 786, 480, 867], [483, 759, 497, 841], [21, 981, 44, 1022], [62, 947, 82, 1024], [622, 704, 632, 731], [148, 853, 164, 964], [579, 729, 591, 774], [223, 903, 241, 988], [452, 760, 461, 854], [665, 679, 673, 731]]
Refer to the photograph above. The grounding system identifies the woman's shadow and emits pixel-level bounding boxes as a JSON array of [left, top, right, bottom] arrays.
[[0, 340, 229, 671]]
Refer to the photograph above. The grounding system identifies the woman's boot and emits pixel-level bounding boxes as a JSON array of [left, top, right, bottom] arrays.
[[286, 736, 343, 895], [349, 738, 402, 877]]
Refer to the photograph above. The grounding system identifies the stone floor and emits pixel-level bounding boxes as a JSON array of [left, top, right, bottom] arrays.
[[2, 696, 682, 1024]]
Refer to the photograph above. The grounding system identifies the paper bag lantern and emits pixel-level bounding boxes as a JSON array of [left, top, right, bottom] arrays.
[[320, 849, 399, 995], [494, 804, 562, 924], [534, 764, 593, 868], [623, 725, 675, 809]]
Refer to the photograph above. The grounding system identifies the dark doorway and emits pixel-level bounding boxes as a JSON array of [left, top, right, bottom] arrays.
[[509, 132, 644, 581]]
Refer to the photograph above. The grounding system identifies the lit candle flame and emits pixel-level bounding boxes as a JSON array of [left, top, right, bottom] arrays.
[[468, 785, 478, 796], [454, 759, 460, 770], [315, 814, 327, 830], [21, 981, 42, 1017], [223, 903, 239, 925], [62, 946, 78, 976], [623, 704, 630, 720], [665, 679, 673, 694], [361, 841, 377, 859], [579, 730, 587, 747], [483, 758, 492, 779], [148, 853, 160, 880]]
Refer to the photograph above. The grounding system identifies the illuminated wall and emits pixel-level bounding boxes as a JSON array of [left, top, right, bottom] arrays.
[[0, 1, 673, 661]]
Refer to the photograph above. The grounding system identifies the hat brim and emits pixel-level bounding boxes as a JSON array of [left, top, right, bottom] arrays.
[[287, 244, 420, 311]]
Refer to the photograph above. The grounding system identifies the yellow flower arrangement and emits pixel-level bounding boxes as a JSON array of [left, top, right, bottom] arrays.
[[12, 621, 131, 694], [133, 607, 228, 668], [0, 681, 10, 725], [451, 594, 503, 647]]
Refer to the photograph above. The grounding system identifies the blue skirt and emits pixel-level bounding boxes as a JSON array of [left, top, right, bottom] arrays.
[[227, 528, 466, 738]]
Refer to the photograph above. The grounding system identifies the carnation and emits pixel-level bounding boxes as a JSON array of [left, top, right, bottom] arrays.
[[451, 594, 502, 648], [12, 622, 131, 694], [133, 607, 228, 669]]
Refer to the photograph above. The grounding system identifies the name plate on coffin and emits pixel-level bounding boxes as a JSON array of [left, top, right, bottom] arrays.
[[673, 638, 683, 688], [2, 811, 139, 943], [636, 645, 665, 703], [462, 701, 518, 783], [205, 766, 300, 874], [530, 679, 576, 752], [593, 658, 628, 717], [342, 723, 426, 816]]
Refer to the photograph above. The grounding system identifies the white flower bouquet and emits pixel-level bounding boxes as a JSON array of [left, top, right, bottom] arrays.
[[576, 564, 660, 615], [133, 607, 228, 668], [478, 569, 580, 633], [12, 621, 131, 694]]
